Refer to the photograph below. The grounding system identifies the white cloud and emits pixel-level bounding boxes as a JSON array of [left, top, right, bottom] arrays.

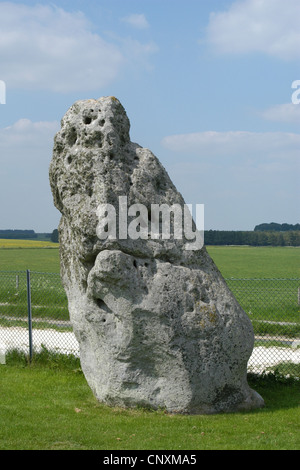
[[162, 130, 300, 160], [1, 119, 59, 154], [260, 103, 300, 123], [0, 3, 156, 92], [121, 13, 149, 29], [206, 0, 300, 60]]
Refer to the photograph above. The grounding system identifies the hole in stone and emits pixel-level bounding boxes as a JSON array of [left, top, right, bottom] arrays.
[[133, 259, 137, 268], [67, 155, 73, 164], [67, 127, 77, 146], [84, 116, 92, 125], [96, 298, 112, 313], [99, 119, 105, 126]]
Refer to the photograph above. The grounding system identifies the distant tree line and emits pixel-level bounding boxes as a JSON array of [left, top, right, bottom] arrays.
[[1, 224, 299, 246], [48, 228, 300, 246], [254, 222, 300, 232], [0, 229, 60, 242], [0, 229, 37, 239], [51, 229, 59, 243], [204, 230, 300, 246]]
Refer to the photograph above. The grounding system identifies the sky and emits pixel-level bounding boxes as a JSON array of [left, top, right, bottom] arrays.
[[0, 0, 299, 232]]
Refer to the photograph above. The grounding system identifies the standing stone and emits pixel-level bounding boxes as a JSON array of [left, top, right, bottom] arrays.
[[49, 96, 264, 414]]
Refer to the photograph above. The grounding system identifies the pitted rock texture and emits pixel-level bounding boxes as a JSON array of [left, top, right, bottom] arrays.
[[49, 96, 264, 414]]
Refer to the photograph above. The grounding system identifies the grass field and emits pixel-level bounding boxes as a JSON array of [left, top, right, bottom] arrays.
[[0, 240, 299, 277], [0, 242, 299, 338], [0, 351, 299, 450], [0, 244, 60, 272], [0, 245, 299, 450], [206, 246, 300, 338], [207, 245, 300, 279]]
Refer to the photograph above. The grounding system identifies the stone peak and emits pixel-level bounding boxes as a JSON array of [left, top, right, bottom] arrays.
[[60, 96, 130, 148]]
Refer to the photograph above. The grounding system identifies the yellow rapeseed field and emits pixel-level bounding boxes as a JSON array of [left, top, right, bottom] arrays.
[[0, 239, 58, 249]]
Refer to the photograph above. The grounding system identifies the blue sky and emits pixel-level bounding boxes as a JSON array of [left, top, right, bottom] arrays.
[[0, 0, 299, 232]]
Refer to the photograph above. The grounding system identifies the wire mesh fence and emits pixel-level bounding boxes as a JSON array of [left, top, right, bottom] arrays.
[[0, 270, 78, 359], [225, 278, 300, 376], [0, 270, 299, 375]]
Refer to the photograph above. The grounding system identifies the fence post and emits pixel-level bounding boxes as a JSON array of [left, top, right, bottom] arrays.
[[26, 270, 33, 362]]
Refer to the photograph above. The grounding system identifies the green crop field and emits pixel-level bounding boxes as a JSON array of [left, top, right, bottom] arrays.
[[206, 245, 300, 279], [0, 243, 299, 339], [206, 247, 300, 339], [0, 242, 299, 277], [0, 246, 60, 272]]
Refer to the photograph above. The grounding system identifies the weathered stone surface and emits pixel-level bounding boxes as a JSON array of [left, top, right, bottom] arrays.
[[49, 96, 264, 414]]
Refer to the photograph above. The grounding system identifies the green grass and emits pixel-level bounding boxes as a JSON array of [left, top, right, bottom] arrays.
[[0, 247, 60, 272], [207, 247, 300, 339], [0, 245, 64, 326], [0, 351, 299, 450], [225, 277, 300, 334], [0, 244, 299, 278], [0, 270, 69, 326], [0, 245, 299, 450], [0, 245, 299, 337], [206, 246, 300, 278]]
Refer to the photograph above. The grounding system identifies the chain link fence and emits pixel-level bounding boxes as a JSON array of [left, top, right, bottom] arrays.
[[0, 270, 299, 375], [0, 270, 78, 360], [226, 278, 300, 376]]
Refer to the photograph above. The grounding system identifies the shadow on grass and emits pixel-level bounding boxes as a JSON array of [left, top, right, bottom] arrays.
[[247, 370, 299, 413]]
